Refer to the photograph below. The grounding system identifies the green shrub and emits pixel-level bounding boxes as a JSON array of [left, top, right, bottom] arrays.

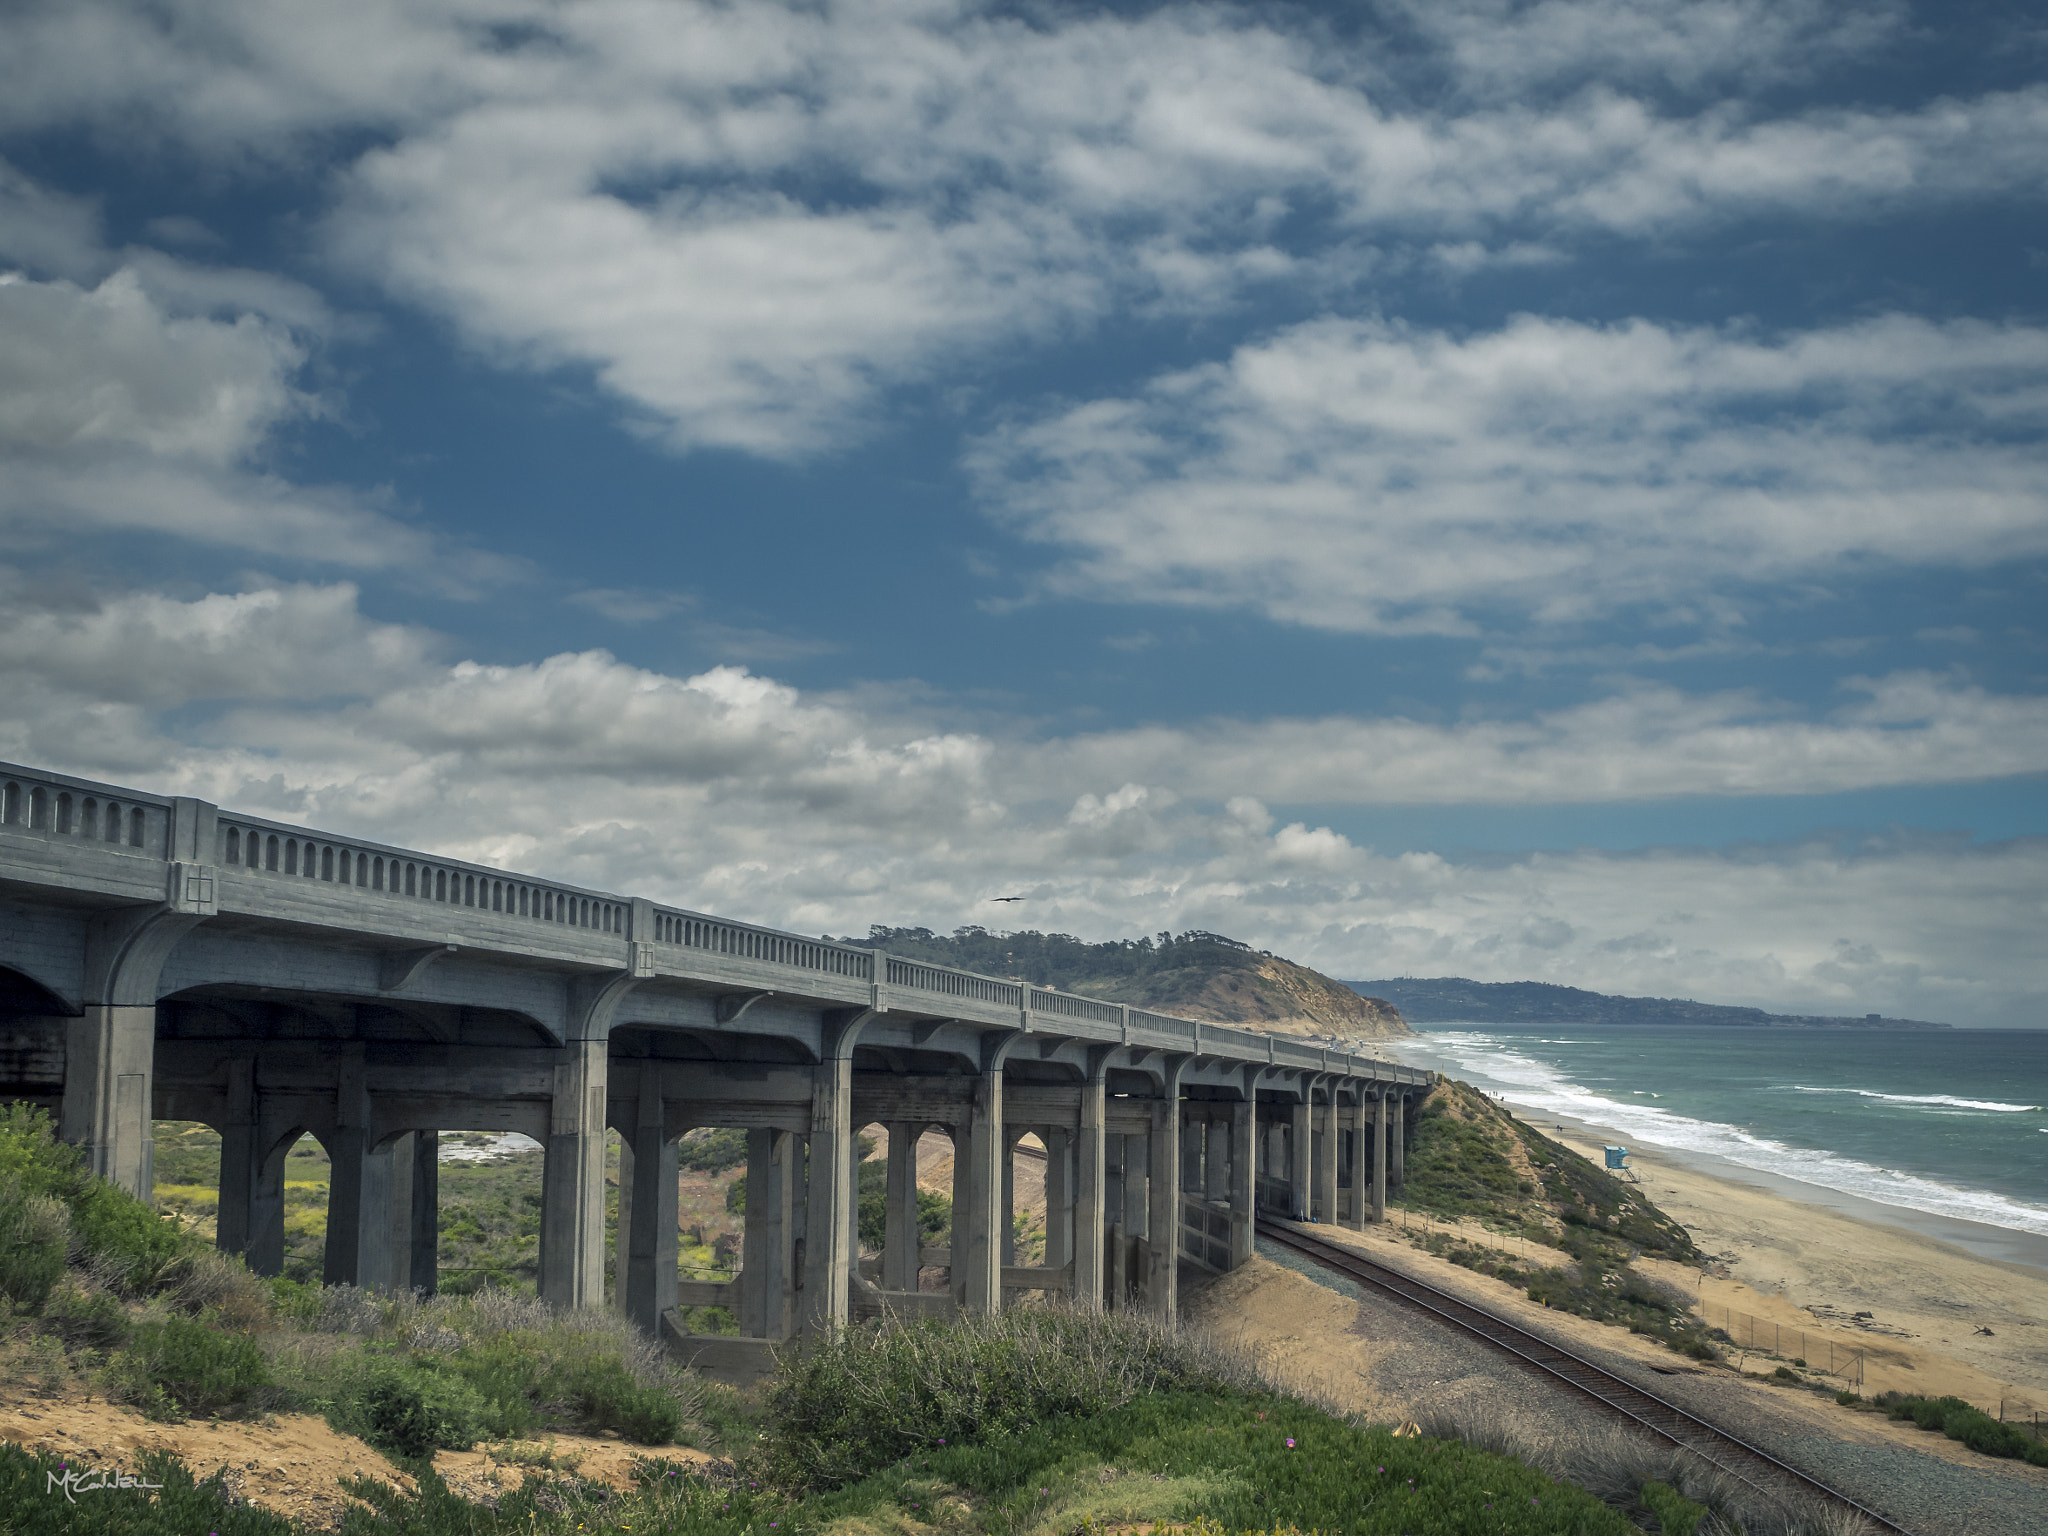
[[756, 1304, 1246, 1493], [1836, 1389, 1861, 1406], [358, 1364, 488, 1458], [0, 1187, 69, 1310], [39, 1280, 131, 1352], [111, 1314, 270, 1420], [1882, 1393, 2048, 1469], [72, 1180, 194, 1293], [1639, 1478, 1711, 1534]]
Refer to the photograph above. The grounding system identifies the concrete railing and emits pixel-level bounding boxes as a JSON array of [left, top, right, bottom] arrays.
[[215, 810, 630, 936], [653, 908, 874, 981], [0, 764, 172, 856], [0, 759, 1432, 1086]]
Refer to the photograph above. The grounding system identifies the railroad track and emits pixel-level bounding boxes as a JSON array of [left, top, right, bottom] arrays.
[[1255, 1217, 1911, 1534]]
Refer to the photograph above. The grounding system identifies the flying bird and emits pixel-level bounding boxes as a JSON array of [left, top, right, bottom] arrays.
[[991, 895, 1026, 902]]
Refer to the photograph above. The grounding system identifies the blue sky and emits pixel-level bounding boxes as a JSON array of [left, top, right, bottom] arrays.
[[1, 0, 2044, 1024]]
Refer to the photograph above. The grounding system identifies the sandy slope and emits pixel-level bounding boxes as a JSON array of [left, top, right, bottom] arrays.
[[0, 1382, 709, 1528]]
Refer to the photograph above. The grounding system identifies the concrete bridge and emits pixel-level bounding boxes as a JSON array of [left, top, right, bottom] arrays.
[[0, 758, 1431, 1372]]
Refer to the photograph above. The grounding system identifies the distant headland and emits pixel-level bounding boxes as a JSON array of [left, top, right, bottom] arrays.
[[1343, 975, 1952, 1030]]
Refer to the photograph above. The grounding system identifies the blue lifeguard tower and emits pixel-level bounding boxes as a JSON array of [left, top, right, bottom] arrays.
[[1603, 1145, 1639, 1183]]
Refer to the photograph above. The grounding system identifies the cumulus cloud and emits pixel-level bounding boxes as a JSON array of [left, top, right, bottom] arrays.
[[2, 579, 2042, 1024], [974, 312, 2048, 632], [0, 256, 508, 584], [5, 2, 2044, 454]]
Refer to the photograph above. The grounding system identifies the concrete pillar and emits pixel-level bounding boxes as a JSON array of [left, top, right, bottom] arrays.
[[614, 1137, 634, 1311], [1288, 1102, 1311, 1220], [1120, 1133, 1149, 1231], [1318, 1093, 1339, 1224], [540, 1037, 608, 1308], [410, 1130, 440, 1295], [958, 1071, 1004, 1312], [1229, 1101, 1255, 1266], [1146, 1098, 1180, 1318], [882, 1120, 921, 1291], [1043, 1127, 1073, 1272], [1074, 1069, 1107, 1308], [215, 1056, 258, 1262], [246, 1133, 289, 1277], [1000, 1129, 1020, 1268], [324, 1048, 371, 1287], [1391, 1093, 1407, 1191], [1371, 1092, 1387, 1222], [1205, 1114, 1230, 1203], [738, 1129, 793, 1339], [1347, 1107, 1368, 1230], [367, 1132, 415, 1294], [802, 1049, 858, 1333], [625, 1081, 677, 1334], [61, 1005, 156, 1200], [948, 1122, 972, 1306]]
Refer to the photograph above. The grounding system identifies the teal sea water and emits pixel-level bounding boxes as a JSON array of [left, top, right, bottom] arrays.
[[1384, 1025, 2048, 1246]]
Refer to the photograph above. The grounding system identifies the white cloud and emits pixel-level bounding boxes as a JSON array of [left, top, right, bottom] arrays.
[[6, 3, 2045, 455], [0, 267, 307, 460], [0, 259, 509, 584], [974, 313, 2048, 633], [3, 579, 2042, 1025]]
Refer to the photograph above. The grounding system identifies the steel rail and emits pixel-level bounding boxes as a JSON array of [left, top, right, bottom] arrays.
[[1255, 1217, 1911, 1535]]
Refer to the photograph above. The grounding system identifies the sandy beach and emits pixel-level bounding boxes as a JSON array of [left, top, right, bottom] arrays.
[[1503, 1110, 2048, 1418]]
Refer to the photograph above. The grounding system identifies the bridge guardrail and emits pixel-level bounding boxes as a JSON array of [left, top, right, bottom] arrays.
[[215, 810, 631, 939], [0, 758, 1431, 1089], [1, 764, 173, 858]]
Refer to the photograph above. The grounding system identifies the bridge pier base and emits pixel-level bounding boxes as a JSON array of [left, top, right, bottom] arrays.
[[61, 1004, 155, 1200]]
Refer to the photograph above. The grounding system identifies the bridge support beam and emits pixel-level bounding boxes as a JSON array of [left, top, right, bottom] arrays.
[[540, 1038, 608, 1309], [737, 1128, 794, 1339], [1371, 1092, 1387, 1222], [1229, 1101, 1255, 1266], [1146, 1099, 1180, 1316], [1347, 1108, 1368, 1231], [411, 1130, 440, 1296], [956, 1070, 1004, 1313], [882, 1121, 922, 1292], [1318, 1091, 1339, 1223], [1288, 1102, 1311, 1220], [1391, 1094, 1406, 1193], [1073, 1062, 1107, 1308], [623, 1081, 677, 1334], [1042, 1126, 1073, 1276], [61, 1005, 156, 1200]]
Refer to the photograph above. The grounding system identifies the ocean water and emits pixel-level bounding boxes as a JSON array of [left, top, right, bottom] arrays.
[[1384, 1025, 2048, 1249]]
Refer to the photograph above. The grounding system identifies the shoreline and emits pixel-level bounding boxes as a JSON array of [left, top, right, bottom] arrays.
[[1377, 1032, 2048, 1277], [1376, 1036, 2048, 1410]]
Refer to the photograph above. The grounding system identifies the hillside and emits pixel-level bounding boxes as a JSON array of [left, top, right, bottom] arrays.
[[849, 927, 1409, 1040], [1346, 976, 1951, 1030]]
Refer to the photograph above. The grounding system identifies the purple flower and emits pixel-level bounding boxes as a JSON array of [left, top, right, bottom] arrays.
[[1285, 1439, 1296, 1449]]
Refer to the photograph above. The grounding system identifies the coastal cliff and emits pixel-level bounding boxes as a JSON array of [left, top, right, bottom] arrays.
[[846, 926, 1410, 1040]]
